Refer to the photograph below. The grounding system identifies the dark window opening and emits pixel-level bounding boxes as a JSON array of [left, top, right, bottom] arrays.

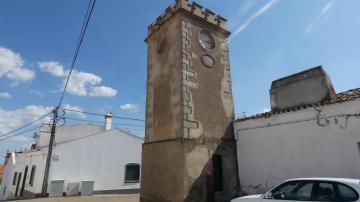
[[14, 172, 22, 198], [20, 166, 28, 197], [29, 165, 36, 186], [12, 172, 18, 186], [212, 154, 223, 192], [125, 163, 140, 183]]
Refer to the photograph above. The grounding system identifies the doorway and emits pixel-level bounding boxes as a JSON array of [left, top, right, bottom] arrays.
[[212, 154, 223, 192], [20, 166, 28, 197], [14, 172, 22, 198]]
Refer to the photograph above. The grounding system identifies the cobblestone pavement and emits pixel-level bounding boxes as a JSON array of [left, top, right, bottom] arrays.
[[11, 194, 139, 202]]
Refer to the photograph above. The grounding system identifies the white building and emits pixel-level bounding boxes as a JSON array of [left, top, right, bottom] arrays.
[[0, 115, 143, 200], [234, 66, 360, 195]]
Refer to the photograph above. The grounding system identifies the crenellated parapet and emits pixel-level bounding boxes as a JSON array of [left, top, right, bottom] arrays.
[[147, 0, 228, 37]]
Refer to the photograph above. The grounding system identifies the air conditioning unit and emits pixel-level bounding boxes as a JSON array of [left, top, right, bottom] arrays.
[[66, 182, 80, 196], [81, 180, 94, 196], [49, 180, 64, 197]]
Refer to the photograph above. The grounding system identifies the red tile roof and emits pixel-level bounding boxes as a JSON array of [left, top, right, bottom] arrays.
[[236, 88, 360, 122], [0, 165, 4, 179]]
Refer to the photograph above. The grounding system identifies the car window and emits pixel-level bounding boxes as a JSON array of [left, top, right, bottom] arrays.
[[295, 183, 313, 201], [317, 183, 335, 201], [337, 183, 359, 201], [268, 181, 314, 201]]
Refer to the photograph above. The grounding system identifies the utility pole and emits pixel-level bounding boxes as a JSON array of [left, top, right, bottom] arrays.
[[41, 107, 59, 197]]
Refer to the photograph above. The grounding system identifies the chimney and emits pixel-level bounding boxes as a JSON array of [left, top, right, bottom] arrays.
[[270, 66, 336, 111], [104, 113, 112, 131]]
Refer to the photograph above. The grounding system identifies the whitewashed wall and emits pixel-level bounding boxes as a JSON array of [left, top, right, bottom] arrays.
[[1, 124, 143, 201], [37, 124, 103, 148], [0, 153, 15, 200], [0, 150, 46, 200], [234, 99, 360, 195], [21, 150, 47, 198], [47, 129, 143, 193]]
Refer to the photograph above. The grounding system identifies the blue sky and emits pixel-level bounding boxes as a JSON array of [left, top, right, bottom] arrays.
[[0, 0, 360, 154]]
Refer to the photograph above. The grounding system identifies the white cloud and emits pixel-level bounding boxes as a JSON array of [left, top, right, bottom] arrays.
[[0, 105, 53, 135], [63, 104, 86, 118], [305, 0, 334, 34], [120, 103, 140, 112], [0, 47, 35, 83], [29, 89, 45, 98], [263, 108, 270, 113], [39, 61, 65, 77], [0, 92, 11, 98], [38, 60, 118, 97], [230, 0, 279, 40], [63, 70, 102, 96], [89, 86, 117, 97]]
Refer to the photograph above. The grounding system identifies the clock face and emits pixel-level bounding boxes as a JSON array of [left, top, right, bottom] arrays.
[[201, 54, 215, 68], [197, 30, 215, 50]]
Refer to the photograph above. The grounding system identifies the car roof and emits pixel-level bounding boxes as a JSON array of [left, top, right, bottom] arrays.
[[285, 178, 360, 185]]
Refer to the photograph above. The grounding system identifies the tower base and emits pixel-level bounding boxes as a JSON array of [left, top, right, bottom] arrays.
[[140, 138, 239, 202]]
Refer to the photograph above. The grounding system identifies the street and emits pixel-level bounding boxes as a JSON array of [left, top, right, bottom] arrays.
[[11, 194, 139, 202]]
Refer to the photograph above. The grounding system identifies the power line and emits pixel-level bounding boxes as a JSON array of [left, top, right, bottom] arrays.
[[0, 125, 41, 142], [63, 108, 145, 122], [57, 0, 96, 108], [64, 117, 144, 127], [42, 0, 97, 197], [0, 112, 51, 138]]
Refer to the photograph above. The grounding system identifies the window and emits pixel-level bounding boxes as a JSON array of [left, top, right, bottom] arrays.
[[29, 165, 36, 186], [12, 172, 18, 186], [318, 182, 335, 201], [337, 183, 359, 201], [125, 164, 140, 183], [212, 154, 223, 192], [296, 183, 314, 201], [268, 181, 314, 201]]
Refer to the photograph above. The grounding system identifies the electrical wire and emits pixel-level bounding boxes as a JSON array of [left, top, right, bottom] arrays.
[[0, 112, 52, 138], [0, 125, 42, 142], [57, 0, 96, 108], [64, 117, 144, 127], [63, 108, 145, 122]]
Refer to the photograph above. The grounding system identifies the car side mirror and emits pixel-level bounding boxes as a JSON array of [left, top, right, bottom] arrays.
[[263, 192, 272, 199]]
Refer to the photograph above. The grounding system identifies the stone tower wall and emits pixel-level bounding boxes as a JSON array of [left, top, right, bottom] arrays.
[[141, 1, 239, 201]]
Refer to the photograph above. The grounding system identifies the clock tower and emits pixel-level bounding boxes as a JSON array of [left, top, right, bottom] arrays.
[[141, 0, 239, 201]]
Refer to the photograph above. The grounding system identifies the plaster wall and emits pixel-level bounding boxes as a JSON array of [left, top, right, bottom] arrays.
[[37, 124, 103, 148], [0, 150, 45, 200], [48, 129, 143, 192], [270, 67, 336, 111], [145, 14, 183, 142], [0, 153, 15, 200], [1, 127, 143, 201], [184, 14, 234, 140], [234, 99, 360, 195]]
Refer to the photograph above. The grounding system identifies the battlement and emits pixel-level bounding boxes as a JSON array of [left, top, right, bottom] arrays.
[[147, 0, 228, 37]]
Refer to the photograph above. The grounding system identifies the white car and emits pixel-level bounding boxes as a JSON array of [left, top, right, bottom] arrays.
[[232, 178, 360, 202]]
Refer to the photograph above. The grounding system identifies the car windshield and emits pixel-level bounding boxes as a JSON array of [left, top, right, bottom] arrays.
[[269, 181, 314, 201]]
